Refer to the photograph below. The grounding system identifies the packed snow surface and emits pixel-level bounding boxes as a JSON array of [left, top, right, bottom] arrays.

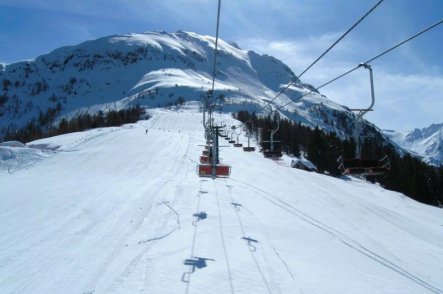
[[1, 106, 442, 294]]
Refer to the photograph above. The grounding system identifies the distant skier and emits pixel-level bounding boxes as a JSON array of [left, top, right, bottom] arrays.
[[145, 129, 148, 134]]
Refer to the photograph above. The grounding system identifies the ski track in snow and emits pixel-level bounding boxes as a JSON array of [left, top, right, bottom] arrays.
[[225, 181, 299, 288], [229, 178, 443, 294], [1, 108, 442, 294], [213, 180, 235, 294]]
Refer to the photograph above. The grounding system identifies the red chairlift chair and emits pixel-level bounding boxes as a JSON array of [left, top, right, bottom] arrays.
[[197, 164, 231, 178], [198, 124, 231, 178]]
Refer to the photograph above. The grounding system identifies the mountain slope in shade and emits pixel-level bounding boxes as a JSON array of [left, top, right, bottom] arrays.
[[384, 123, 443, 166]]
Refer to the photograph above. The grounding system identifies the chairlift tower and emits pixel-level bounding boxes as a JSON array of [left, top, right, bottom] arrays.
[[198, 124, 230, 178]]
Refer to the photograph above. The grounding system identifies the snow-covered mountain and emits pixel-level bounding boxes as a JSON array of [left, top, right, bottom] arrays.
[[1, 30, 378, 141], [384, 123, 443, 166], [1, 107, 442, 294]]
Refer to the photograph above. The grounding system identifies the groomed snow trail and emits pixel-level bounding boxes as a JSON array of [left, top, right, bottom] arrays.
[[1, 106, 442, 294]]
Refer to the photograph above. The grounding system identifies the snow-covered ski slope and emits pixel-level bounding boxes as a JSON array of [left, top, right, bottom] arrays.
[[1, 105, 442, 294]]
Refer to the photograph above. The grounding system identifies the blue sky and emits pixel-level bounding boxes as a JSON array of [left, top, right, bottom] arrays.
[[1, 0, 442, 131]]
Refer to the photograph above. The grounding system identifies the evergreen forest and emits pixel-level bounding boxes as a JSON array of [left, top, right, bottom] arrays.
[[235, 110, 443, 207]]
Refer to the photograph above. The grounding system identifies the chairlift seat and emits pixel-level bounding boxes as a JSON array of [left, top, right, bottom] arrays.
[[338, 156, 390, 176], [228, 140, 236, 144], [200, 156, 211, 164], [234, 143, 243, 147], [342, 158, 380, 168], [197, 164, 231, 178], [343, 166, 388, 176], [243, 147, 255, 152], [263, 150, 283, 158]]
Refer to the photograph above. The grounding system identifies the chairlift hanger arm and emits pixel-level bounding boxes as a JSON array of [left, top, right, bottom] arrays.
[[277, 19, 443, 113], [271, 110, 280, 135], [349, 63, 375, 118]]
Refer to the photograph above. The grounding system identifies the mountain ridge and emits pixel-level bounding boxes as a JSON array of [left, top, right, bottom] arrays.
[[0, 31, 357, 137], [1, 30, 439, 166], [384, 123, 443, 166]]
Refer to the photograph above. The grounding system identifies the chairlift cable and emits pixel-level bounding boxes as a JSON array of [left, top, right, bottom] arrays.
[[298, 0, 384, 79], [207, 0, 222, 124], [277, 18, 443, 110], [258, 0, 385, 114], [365, 18, 443, 64]]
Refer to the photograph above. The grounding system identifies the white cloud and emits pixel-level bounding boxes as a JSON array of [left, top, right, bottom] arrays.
[[242, 36, 443, 131], [315, 71, 443, 131], [242, 33, 346, 74]]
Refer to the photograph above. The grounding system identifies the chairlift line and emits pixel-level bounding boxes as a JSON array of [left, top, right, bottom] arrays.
[[297, 0, 385, 79], [198, 0, 232, 179], [257, 0, 385, 115], [365, 18, 443, 64], [277, 18, 443, 111], [206, 0, 222, 127]]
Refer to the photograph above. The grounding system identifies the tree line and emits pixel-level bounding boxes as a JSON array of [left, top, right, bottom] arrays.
[[2, 106, 146, 143], [235, 110, 443, 207]]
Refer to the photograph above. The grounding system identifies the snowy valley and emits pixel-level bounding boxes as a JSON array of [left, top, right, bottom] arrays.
[[1, 107, 443, 294]]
